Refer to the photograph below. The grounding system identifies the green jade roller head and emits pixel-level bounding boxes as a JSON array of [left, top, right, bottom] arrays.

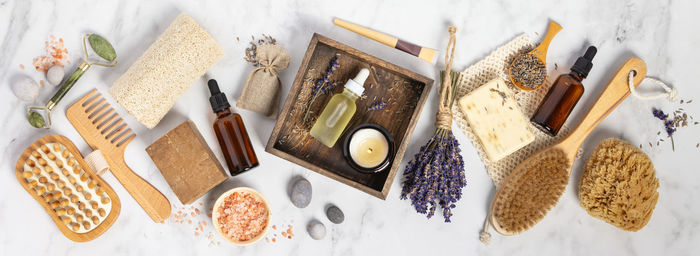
[[27, 34, 117, 129]]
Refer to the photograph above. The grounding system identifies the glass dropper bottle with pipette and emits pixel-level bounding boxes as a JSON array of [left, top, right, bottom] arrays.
[[207, 79, 259, 176], [531, 46, 597, 136], [310, 68, 369, 147]]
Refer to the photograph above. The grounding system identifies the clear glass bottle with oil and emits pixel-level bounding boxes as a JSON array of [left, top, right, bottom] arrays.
[[310, 68, 369, 147]]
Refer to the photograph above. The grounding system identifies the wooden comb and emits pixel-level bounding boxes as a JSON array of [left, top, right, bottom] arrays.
[[66, 89, 171, 222]]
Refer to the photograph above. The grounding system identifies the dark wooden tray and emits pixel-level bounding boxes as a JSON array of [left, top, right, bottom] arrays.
[[266, 34, 433, 199]]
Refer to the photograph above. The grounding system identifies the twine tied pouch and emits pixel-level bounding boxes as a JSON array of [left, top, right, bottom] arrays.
[[237, 44, 290, 118]]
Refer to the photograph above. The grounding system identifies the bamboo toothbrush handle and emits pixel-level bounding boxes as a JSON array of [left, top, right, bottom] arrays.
[[532, 21, 562, 60], [562, 58, 647, 150], [110, 158, 172, 222], [333, 18, 398, 47]]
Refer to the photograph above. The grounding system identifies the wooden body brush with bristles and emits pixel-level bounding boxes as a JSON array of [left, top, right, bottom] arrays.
[[488, 58, 647, 235]]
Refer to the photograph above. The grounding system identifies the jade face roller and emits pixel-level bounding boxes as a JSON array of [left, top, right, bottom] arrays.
[[27, 34, 117, 129]]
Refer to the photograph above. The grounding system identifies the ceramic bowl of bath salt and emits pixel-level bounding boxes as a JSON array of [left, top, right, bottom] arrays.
[[212, 187, 271, 245]]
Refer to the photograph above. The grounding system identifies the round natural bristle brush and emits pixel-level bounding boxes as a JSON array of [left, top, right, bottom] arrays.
[[488, 58, 647, 236]]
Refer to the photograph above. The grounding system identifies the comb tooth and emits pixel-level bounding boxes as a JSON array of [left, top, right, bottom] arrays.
[[88, 103, 108, 120], [102, 119, 122, 135], [117, 133, 136, 148], [93, 108, 114, 125], [80, 90, 98, 106], [111, 128, 131, 143], [97, 113, 118, 130], [100, 118, 120, 134], [82, 92, 101, 107], [85, 98, 105, 114], [106, 123, 127, 140]]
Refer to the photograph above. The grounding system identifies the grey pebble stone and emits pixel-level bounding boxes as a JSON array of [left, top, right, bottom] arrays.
[[46, 65, 64, 86], [290, 178, 312, 208], [326, 205, 344, 224], [11, 76, 39, 102], [307, 219, 326, 240]]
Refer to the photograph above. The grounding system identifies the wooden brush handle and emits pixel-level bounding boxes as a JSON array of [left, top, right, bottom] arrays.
[[561, 58, 647, 151], [110, 158, 171, 222], [333, 18, 398, 47], [532, 21, 562, 61]]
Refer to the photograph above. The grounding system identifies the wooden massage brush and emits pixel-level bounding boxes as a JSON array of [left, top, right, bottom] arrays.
[[66, 89, 171, 222], [488, 58, 647, 235], [15, 134, 121, 242]]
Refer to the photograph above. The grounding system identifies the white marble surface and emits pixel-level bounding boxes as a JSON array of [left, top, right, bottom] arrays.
[[1, 0, 699, 255]]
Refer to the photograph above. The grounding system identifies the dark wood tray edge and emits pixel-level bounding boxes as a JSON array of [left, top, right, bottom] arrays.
[[266, 33, 434, 200]]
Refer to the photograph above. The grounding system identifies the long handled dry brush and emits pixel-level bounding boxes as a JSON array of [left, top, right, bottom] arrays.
[[400, 26, 467, 222]]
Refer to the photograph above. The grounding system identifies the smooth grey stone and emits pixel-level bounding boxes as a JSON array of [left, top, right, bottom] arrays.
[[11, 76, 39, 102], [307, 219, 326, 240], [46, 65, 65, 86], [326, 205, 344, 224], [290, 178, 312, 208]]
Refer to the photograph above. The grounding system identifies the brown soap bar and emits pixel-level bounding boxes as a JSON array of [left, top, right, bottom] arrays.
[[146, 121, 228, 205]]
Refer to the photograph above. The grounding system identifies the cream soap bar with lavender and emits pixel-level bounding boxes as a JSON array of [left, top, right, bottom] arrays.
[[458, 78, 534, 162]]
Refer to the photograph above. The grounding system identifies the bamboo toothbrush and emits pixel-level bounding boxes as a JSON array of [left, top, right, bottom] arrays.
[[333, 18, 438, 64], [488, 58, 647, 235]]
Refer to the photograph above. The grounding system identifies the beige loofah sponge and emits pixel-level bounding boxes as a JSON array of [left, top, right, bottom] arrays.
[[579, 138, 659, 231], [110, 13, 223, 129]]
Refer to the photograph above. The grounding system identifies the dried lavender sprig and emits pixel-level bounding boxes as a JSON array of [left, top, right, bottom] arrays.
[[652, 108, 677, 136], [653, 108, 668, 120], [367, 101, 387, 111], [303, 56, 340, 122], [244, 34, 277, 66], [311, 57, 340, 98]]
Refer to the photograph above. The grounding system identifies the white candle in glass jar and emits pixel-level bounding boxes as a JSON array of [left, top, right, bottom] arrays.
[[348, 128, 389, 169]]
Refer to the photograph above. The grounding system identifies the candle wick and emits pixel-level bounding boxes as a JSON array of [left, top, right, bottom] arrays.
[[367, 148, 373, 153]]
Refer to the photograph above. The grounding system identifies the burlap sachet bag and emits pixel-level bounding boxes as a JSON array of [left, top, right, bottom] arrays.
[[237, 44, 290, 119], [453, 34, 571, 186]]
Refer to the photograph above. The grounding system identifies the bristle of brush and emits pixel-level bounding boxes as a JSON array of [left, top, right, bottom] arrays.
[[418, 47, 438, 64], [492, 148, 570, 234]]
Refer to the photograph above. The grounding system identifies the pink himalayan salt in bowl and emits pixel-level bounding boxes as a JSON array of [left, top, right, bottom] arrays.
[[212, 187, 270, 245]]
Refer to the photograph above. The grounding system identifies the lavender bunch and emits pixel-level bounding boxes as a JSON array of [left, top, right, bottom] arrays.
[[304, 55, 340, 122], [400, 70, 467, 222], [401, 27, 464, 222]]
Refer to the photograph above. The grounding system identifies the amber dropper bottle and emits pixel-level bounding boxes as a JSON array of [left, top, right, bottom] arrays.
[[531, 46, 597, 136], [207, 79, 259, 176]]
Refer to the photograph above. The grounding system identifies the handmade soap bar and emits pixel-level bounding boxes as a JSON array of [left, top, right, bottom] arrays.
[[458, 78, 534, 162], [146, 121, 228, 205]]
